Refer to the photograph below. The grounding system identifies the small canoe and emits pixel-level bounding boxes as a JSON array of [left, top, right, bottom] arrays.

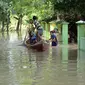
[[24, 39, 49, 51]]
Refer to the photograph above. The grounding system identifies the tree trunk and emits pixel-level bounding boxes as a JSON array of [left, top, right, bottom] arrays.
[[7, 18, 9, 31], [20, 18, 22, 31], [2, 21, 4, 32], [19, 16, 22, 31], [7, 11, 10, 32], [16, 19, 20, 31], [16, 14, 23, 31], [7, 22, 9, 32]]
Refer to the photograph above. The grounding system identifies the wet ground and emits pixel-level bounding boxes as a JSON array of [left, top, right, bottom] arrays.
[[0, 31, 85, 85]]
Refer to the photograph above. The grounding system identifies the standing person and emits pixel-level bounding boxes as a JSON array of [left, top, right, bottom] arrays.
[[32, 16, 43, 41], [50, 31, 58, 46]]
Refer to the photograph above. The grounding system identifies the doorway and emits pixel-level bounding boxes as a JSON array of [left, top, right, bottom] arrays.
[[68, 22, 77, 43]]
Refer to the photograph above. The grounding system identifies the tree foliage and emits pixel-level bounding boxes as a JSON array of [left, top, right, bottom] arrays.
[[0, 0, 54, 31], [51, 0, 85, 22], [11, 0, 53, 19], [1, 0, 85, 31]]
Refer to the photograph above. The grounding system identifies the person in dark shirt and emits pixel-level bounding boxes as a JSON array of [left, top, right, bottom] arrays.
[[33, 16, 43, 41]]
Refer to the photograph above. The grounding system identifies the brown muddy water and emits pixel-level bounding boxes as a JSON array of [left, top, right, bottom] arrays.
[[0, 31, 85, 85]]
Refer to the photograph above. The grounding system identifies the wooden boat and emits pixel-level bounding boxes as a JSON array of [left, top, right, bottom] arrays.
[[24, 39, 49, 51]]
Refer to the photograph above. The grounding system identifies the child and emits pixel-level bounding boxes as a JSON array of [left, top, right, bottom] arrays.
[[31, 31, 37, 44], [50, 31, 58, 46]]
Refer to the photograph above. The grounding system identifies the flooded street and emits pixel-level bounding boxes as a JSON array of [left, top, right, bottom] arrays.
[[0, 31, 85, 85]]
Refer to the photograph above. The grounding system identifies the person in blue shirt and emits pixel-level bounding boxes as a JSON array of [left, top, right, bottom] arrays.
[[31, 31, 37, 44], [50, 31, 58, 46]]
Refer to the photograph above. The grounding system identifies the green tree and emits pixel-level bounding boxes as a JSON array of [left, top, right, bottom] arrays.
[[51, 0, 85, 22], [11, 0, 54, 30], [0, 0, 54, 31], [0, 0, 12, 31]]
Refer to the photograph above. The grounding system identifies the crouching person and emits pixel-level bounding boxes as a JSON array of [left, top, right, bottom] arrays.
[[31, 32, 37, 44]]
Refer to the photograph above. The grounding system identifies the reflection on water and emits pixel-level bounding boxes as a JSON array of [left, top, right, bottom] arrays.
[[0, 31, 85, 85]]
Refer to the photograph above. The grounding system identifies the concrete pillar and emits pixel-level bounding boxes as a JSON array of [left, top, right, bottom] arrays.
[[76, 20, 85, 50], [47, 23, 50, 39], [44, 22, 50, 39], [62, 21, 69, 44]]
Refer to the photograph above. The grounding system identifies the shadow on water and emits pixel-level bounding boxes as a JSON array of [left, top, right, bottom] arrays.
[[16, 31, 23, 40], [0, 31, 23, 41], [68, 49, 77, 60], [0, 31, 9, 40], [61, 46, 77, 61]]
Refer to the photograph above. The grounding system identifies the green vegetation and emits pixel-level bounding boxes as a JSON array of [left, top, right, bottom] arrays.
[[0, 0, 85, 31], [52, 0, 85, 22], [0, 0, 53, 31]]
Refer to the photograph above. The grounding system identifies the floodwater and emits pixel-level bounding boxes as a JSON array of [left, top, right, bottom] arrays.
[[0, 31, 85, 85]]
